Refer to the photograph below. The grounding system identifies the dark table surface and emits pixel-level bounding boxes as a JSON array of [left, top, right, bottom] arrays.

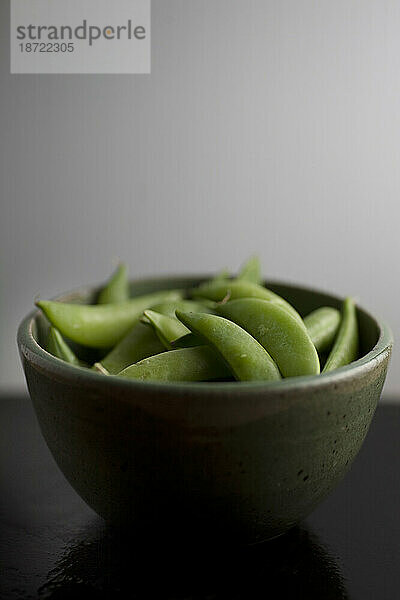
[[1, 395, 399, 600]]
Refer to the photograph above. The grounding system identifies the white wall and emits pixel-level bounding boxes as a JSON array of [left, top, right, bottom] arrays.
[[1, 0, 399, 394]]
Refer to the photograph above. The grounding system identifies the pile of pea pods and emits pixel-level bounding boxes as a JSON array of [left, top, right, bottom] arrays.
[[37, 257, 359, 382]]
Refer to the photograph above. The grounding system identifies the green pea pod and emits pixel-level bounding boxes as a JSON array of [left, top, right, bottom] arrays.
[[171, 332, 204, 349], [46, 326, 81, 366], [217, 298, 320, 377], [36, 289, 183, 349], [119, 346, 231, 382], [191, 280, 303, 324], [237, 255, 262, 285], [94, 322, 165, 375], [142, 310, 190, 350], [303, 307, 341, 354], [322, 298, 359, 373], [97, 263, 129, 304], [176, 311, 281, 382]]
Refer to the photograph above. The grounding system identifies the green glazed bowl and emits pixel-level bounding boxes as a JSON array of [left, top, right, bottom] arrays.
[[17, 277, 392, 544]]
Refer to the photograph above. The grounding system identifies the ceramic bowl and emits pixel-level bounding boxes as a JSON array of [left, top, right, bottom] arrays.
[[17, 277, 392, 544]]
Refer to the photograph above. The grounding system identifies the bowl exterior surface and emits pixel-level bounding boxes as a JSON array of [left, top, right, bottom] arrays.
[[18, 278, 392, 543]]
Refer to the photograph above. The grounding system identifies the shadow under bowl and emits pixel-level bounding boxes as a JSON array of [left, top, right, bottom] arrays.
[[17, 277, 392, 544]]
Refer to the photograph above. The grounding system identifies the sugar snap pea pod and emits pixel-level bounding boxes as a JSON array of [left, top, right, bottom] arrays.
[[171, 332, 204, 349], [36, 289, 183, 349], [303, 307, 341, 354], [97, 263, 129, 304], [46, 327, 81, 366], [322, 298, 359, 373], [94, 322, 165, 375], [176, 311, 281, 382], [119, 346, 231, 382], [192, 280, 303, 324], [237, 255, 262, 285], [142, 310, 190, 350], [216, 299, 319, 377]]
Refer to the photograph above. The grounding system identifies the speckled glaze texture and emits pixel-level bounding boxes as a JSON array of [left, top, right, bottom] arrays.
[[18, 278, 392, 544]]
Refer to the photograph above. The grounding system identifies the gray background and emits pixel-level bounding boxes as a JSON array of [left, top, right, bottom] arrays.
[[1, 0, 398, 394]]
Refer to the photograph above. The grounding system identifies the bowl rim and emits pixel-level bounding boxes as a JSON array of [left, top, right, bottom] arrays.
[[17, 275, 393, 395]]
